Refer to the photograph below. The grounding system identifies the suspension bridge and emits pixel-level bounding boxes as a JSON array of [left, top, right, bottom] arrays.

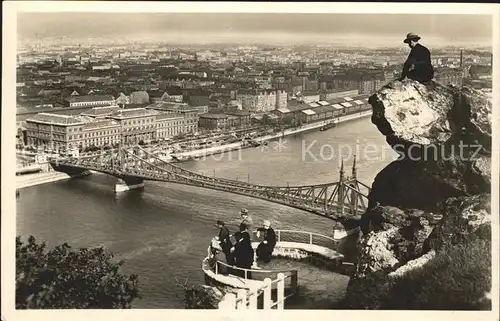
[[49, 145, 371, 220]]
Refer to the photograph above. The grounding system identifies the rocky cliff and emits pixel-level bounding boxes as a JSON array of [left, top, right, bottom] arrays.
[[344, 79, 492, 309]]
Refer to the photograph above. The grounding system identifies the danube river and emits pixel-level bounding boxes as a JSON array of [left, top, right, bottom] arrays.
[[16, 117, 396, 308]]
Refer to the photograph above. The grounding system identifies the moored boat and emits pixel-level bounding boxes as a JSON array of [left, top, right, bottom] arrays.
[[320, 120, 338, 131]]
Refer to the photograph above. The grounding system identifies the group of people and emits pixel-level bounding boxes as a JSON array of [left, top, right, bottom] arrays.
[[210, 208, 277, 279]]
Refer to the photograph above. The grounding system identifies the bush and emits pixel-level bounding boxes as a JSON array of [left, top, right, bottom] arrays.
[[16, 236, 140, 309], [341, 271, 392, 309], [342, 238, 491, 310], [386, 238, 491, 310]]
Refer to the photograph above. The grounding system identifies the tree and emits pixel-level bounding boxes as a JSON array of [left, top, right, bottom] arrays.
[[281, 114, 294, 126], [16, 236, 140, 309], [261, 114, 273, 126]]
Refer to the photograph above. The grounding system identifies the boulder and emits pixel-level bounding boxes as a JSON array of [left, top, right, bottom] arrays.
[[369, 79, 492, 155], [424, 194, 491, 250], [367, 154, 490, 213], [370, 80, 454, 147], [354, 227, 400, 277], [366, 79, 491, 212], [388, 250, 436, 279], [351, 79, 492, 280]]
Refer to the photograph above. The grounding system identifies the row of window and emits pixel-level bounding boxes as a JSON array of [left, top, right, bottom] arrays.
[[121, 118, 154, 125], [69, 101, 114, 107], [69, 134, 121, 141], [27, 125, 198, 140], [77, 138, 121, 147]]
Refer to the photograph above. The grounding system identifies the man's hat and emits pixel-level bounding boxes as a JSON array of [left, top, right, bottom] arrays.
[[403, 32, 421, 44], [216, 220, 224, 226], [240, 208, 249, 215]]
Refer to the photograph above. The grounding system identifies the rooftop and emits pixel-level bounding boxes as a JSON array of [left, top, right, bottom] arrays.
[[301, 109, 316, 116], [65, 94, 115, 103], [81, 106, 122, 117], [276, 107, 292, 114], [83, 119, 120, 130], [199, 113, 228, 119], [108, 108, 158, 119], [224, 110, 251, 117], [313, 105, 337, 114], [26, 113, 84, 126], [238, 88, 277, 95], [146, 102, 189, 110], [156, 113, 184, 120]]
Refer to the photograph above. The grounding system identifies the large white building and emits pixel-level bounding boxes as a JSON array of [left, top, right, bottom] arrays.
[[237, 89, 288, 112], [64, 95, 115, 108]]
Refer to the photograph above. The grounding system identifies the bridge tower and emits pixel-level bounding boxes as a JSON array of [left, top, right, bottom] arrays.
[[350, 154, 359, 213], [114, 143, 145, 193], [338, 158, 345, 216], [351, 154, 357, 180]]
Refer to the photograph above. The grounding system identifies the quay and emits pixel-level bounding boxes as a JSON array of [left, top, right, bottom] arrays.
[[16, 170, 92, 190], [171, 110, 372, 160]]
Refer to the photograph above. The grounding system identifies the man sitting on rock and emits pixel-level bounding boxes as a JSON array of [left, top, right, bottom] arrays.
[[399, 33, 435, 84]]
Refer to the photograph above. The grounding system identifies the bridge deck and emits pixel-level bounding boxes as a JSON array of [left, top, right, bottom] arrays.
[[49, 144, 371, 219]]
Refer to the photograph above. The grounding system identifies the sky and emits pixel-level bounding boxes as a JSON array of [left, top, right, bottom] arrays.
[[17, 13, 493, 47]]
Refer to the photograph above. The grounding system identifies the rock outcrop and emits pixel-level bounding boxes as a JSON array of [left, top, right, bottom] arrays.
[[347, 79, 492, 308]]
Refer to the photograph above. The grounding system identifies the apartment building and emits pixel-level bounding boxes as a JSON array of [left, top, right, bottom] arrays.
[[237, 89, 287, 112], [106, 108, 158, 144], [25, 113, 85, 152], [146, 103, 199, 134], [25, 113, 121, 152], [80, 119, 121, 149], [435, 68, 464, 86], [198, 113, 230, 130], [155, 113, 185, 139]]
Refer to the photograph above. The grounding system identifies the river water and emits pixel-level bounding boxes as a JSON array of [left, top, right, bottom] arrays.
[[16, 117, 395, 308]]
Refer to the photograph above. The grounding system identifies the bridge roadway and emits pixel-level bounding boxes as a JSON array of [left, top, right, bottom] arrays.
[[50, 145, 371, 220]]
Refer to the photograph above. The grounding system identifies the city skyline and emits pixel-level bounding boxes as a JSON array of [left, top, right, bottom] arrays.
[[17, 13, 493, 48]]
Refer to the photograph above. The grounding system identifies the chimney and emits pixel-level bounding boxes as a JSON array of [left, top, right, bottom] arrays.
[[460, 49, 463, 68]]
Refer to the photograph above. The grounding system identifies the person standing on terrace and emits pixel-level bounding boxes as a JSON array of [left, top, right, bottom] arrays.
[[215, 220, 233, 265], [240, 208, 253, 239], [231, 224, 254, 279]]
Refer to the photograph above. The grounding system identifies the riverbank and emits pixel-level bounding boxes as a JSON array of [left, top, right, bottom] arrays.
[[16, 171, 91, 189], [172, 110, 372, 159]]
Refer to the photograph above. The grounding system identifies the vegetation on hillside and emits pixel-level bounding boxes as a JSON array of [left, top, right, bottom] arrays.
[[16, 236, 140, 309], [342, 236, 491, 310]]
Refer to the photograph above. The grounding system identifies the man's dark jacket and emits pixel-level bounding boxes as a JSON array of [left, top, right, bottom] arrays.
[[402, 43, 434, 83], [233, 232, 254, 268], [218, 226, 232, 252]]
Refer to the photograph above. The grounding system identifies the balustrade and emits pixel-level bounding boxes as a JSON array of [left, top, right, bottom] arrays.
[[218, 273, 288, 310]]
